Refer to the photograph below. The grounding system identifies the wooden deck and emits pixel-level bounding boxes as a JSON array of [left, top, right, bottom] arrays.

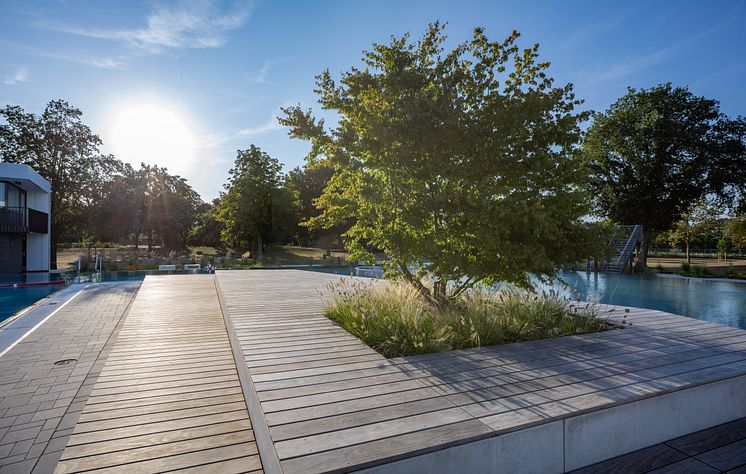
[[54, 275, 262, 473], [216, 270, 494, 473], [32, 269, 744, 472], [216, 269, 746, 473]]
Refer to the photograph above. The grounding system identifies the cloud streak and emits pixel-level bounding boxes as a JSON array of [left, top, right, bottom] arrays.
[[41, 0, 251, 54], [573, 23, 721, 89], [249, 59, 287, 84], [237, 114, 284, 137], [0, 40, 127, 70], [3, 67, 29, 85]]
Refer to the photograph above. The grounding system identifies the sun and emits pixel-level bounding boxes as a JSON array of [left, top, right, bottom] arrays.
[[108, 104, 196, 174]]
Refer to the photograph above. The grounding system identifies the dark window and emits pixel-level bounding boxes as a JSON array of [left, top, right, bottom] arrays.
[[28, 209, 48, 233]]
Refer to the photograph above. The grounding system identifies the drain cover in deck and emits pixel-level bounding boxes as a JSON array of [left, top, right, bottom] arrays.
[[53, 359, 77, 366]]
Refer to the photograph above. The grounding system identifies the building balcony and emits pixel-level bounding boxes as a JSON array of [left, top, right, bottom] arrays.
[[0, 207, 48, 234]]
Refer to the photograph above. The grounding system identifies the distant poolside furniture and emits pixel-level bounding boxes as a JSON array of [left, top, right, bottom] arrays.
[[184, 263, 201, 270], [158, 264, 177, 271]]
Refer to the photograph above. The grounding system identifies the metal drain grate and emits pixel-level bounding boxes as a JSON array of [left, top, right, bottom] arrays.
[[53, 359, 77, 366]]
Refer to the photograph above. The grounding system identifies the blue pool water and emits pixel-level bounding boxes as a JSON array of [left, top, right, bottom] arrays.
[[555, 272, 746, 329], [0, 286, 62, 323]]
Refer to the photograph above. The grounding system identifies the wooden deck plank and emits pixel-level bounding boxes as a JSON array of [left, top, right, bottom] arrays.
[[55, 275, 263, 474]]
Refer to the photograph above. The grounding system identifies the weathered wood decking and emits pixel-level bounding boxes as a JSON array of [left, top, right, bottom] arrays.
[[4, 269, 743, 473], [55, 276, 262, 473], [216, 270, 746, 473], [216, 270, 492, 473]]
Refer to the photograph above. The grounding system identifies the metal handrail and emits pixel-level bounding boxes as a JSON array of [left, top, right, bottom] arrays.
[[614, 225, 642, 267]]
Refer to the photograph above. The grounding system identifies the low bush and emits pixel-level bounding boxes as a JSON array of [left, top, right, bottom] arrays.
[[324, 280, 612, 357]]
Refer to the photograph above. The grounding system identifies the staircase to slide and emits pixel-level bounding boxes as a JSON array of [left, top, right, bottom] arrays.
[[604, 225, 643, 273]]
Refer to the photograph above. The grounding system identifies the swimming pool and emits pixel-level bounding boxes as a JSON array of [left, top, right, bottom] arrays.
[[0, 285, 62, 323], [555, 272, 746, 329]]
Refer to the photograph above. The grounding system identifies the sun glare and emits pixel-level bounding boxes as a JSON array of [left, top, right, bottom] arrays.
[[108, 104, 196, 174]]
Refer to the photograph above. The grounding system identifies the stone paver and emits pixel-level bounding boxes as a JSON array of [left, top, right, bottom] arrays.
[[0, 282, 139, 473]]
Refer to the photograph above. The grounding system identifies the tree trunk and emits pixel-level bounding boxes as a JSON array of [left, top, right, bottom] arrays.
[[256, 236, 263, 260], [636, 230, 652, 271], [686, 238, 691, 264]]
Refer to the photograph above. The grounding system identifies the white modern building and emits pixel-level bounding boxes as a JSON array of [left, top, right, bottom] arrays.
[[0, 163, 51, 274]]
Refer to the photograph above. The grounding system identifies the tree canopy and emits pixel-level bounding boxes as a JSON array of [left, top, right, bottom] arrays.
[[583, 84, 746, 269], [215, 145, 297, 258], [0, 100, 119, 267], [280, 23, 597, 303]]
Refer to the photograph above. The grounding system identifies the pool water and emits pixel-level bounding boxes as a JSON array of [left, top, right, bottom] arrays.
[[554, 272, 746, 330], [0, 286, 62, 323]]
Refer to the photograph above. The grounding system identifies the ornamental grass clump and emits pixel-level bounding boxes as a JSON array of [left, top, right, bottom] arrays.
[[324, 280, 450, 357], [324, 280, 611, 358]]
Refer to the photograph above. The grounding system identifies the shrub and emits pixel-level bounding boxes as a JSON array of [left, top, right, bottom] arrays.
[[324, 280, 611, 357]]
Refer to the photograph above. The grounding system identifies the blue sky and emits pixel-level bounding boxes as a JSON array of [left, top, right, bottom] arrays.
[[1, 0, 744, 200]]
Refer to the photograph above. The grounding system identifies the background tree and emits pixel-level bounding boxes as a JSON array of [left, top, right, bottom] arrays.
[[726, 216, 746, 252], [663, 199, 722, 263], [216, 145, 293, 259], [189, 199, 224, 248], [90, 163, 201, 252], [0, 100, 118, 268], [284, 162, 335, 246], [90, 163, 146, 246], [583, 84, 746, 270], [139, 164, 202, 251], [280, 23, 596, 305]]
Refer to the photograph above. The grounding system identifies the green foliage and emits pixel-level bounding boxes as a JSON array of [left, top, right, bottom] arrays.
[[280, 23, 595, 303], [188, 200, 224, 248], [91, 163, 202, 251], [726, 217, 746, 250], [324, 279, 610, 357], [663, 199, 724, 262], [0, 100, 119, 266], [284, 163, 337, 246], [216, 145, 298, 257], [583, 84, 746, 269]]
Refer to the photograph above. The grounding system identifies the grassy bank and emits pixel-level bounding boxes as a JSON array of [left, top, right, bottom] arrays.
[[324, 280, 613, 357]]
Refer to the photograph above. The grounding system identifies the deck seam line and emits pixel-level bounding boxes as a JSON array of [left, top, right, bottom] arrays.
[[215, 274, 281, 474]]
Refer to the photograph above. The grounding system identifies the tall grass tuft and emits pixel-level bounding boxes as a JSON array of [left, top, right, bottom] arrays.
[[324, 280, 612, 357]]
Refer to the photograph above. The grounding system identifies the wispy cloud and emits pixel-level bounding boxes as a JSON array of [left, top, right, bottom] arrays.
[[41, 0, 252, 54], [237, 114, 284, 137], [573, 24, 720, 88], [558, 16, 625, 51], [0, 40, 127, 70], [3, 67, 29, 85], [249, 59, 286, 84]]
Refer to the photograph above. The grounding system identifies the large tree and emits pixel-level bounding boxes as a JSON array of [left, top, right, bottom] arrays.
[[280, 23, 596, 304], [216, 145, 295, 259], [90, 163, 201, 251], [139, 164, 202, 251], [583, 84, 746, 270], [0, 100, 118, 267]]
